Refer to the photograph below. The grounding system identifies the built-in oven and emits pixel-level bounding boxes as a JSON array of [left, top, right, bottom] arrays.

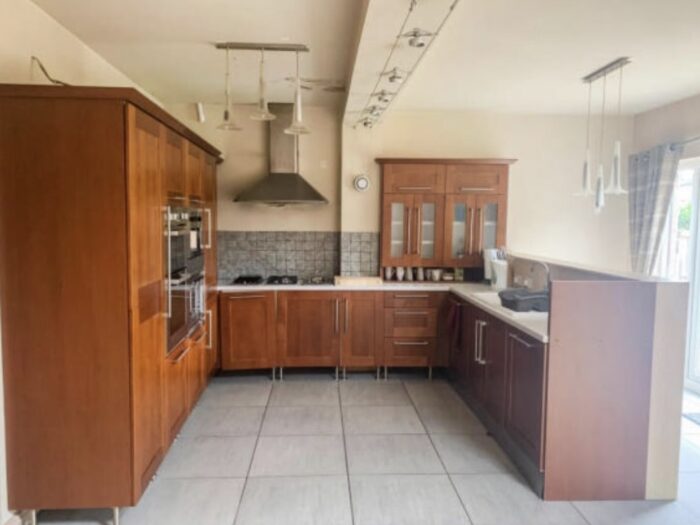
[[165, 203, 206, 351]]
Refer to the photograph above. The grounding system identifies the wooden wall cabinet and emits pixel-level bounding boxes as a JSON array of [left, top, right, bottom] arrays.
[[0, 85, 220, 511], [220, 292, 276, 371], [378, 159, 514, 270]]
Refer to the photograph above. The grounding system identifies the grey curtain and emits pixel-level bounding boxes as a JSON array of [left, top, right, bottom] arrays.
[[628, 143, 683, 275]]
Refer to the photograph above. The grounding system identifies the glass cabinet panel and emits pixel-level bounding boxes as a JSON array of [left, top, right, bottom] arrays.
[[390, 202, 406, 258], [419, 202, 436, 259], [481, 201, 499, 251], [451, 203, 467, 259]]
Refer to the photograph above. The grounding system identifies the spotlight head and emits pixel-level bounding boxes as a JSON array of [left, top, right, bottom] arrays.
[[408, 35, 427, 48], [388, 69, 404, 83]]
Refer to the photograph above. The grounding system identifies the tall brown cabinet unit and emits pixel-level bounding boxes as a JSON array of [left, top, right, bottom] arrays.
[[378, 159, 514, 271], [0, 85, 220, 512]]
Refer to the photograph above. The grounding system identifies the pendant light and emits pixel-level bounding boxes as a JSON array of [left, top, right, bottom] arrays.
[[606, 66, 627, 195], [250, 49, 276, 121], [218, 48, 241, 131], [594, 73, 607, 214], [285, 51, 310, 135], [576, 82, 594, 196]]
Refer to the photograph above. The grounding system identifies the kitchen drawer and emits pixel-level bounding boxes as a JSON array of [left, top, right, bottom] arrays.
[[445, 164, 507, 194], [383, 163, 445, 194], [384, 308, 438, 338], [384, 291, 445, 309], [383, 337, 435, 367]]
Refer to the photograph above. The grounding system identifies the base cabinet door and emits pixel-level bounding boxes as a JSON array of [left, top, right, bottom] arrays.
[[164, 342, 189, 445], [278, 292, 340, 367], [447, 298, 468, 391], [340, 292, 382, 368], [463, 305, 484, 401], [482, 315, 507, 424], [505, 330, 547, 469], [220, 292, 276, 370], [205, 296, 219, 375], [186, 330, 207, 408]]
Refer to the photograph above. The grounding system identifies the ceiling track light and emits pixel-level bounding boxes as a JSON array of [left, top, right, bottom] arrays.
[[365, 105, 383, 118], [400, 28, 435, 48], [353, 0, 461, 130]]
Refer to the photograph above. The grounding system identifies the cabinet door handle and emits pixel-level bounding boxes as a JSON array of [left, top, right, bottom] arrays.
[[406, 206, 412, 256], [460, 186, 494, 192], [170, 345, 191, 364], [335, 299, 339, 335], [344, 298, 349, 334], [479, 208, 485, 253], [398, 186, 431, 191], [473, 320, 480, 363], [478, 320, 488, 364], [393, 341, 429, 346], [205, 310, 213, 349], [508, 332, 533, 348], [395, 311, 428, 316], [228, 294, 266, 300], [415, 206, 421, 255], [394, 294, 429, 299], [165, 206, 173, 318], [468, 207, 474, 255], [203, 208, 212, 249]]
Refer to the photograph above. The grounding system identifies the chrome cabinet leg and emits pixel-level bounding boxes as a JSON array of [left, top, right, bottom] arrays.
[[384, 366, 388, 381], [342, 367, 347, 380], [334, 366, 339, 381], [279, 367, 284, 381], [272, 367, 276, 381], [375, 367, 380, 380], [23, 510, 37, 525], [428, 366, 433, 380], [113, 507, 120, 525]]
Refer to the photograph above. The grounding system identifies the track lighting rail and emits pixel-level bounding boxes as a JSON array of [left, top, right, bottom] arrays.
[[582, 57, 630, 84], [214, 42, 309, 53]]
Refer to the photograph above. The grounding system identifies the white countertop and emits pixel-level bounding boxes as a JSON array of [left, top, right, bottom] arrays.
[[217, 281, 549, 343]]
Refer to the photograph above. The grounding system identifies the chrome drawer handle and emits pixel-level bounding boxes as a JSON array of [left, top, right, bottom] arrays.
[[508, 332, 534, 348], [460, 187, 494, 192], [398, 186, 431, 191], [395, 311, 429, 316], [394, 294, 429, 299], [228, 295, 266, 300], [393, 341, 429, 346]]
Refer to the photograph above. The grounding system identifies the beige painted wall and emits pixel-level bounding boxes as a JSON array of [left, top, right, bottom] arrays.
[[0, 0, 158, 521], [342, 110, 635, 272], [634, 92, 700, 157], [166, 103, 342, 232]]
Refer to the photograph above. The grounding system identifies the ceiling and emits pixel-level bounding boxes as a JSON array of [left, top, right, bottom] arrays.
[[31, 0, 363, 106], [346, 0, 700, 121]]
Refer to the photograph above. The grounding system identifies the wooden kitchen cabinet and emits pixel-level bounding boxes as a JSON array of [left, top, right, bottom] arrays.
[[0, 85, 220, 511], [203, 154, 218, 289], [220, 292, 276, 370], [505, 329, 547, 469], [186, 327, 207, 408], [340, 292, 383, 368], [481, 314, 508, 424], [378, 158, 514, 271], [163, 339, 190, 446], [185, 142, 204, 202], [277, 292, 340, 368], [164, 128, 186, 200], [205, 295, 219, 375]]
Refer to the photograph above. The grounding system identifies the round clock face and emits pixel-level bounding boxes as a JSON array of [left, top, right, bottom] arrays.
[[354, 175, 370, 192]]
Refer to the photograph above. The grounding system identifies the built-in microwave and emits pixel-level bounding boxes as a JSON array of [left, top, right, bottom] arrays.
[[164, 203, 206, 351]]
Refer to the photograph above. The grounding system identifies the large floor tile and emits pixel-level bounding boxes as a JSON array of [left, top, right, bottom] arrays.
[[122, 478, 245, 525], [268, 381, 339, 406], [403, 380, 464, 408], [158, 436, 256, 478], [680, 434, 700, 473], [452, 473, 587, 525], [236, 475, 352, 525], [416, 402, 485, 434], [432, 433, 512, 474], [350, 474, 469, 525], [180, 405, 264, 437], [346, 434, 444, 474], [340, 381, 411, 406], [343, 405, 425, 434], [249, 435, 346, 477], [198, 380, 271, 407], [574, 499, 700, 525], [260, 406, 342, 435]]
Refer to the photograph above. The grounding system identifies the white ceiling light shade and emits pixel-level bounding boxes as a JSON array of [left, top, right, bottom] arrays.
[[250, 49, 276, 121], [594, 73, 608, 214], [285, 51, 311, 135], [575, 82, 594, 196], [217, 48, 242, 131], [606, 66, 628, 195]]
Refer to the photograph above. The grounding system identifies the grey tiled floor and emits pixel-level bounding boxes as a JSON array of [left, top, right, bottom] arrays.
[[39, 379, 700, 525]]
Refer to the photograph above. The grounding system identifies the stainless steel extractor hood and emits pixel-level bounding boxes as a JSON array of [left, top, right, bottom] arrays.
[[234, 103, 328, 206]]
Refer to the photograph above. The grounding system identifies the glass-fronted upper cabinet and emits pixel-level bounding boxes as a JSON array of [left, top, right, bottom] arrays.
[[381, 194, 413, 267], [475, 194, 507, 255], [444, 194, 478, 267], [415, 195, 444, 266]]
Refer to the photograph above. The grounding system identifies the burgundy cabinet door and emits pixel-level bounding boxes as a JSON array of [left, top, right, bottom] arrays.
[[482, 315, 507, 424], [505, 330, 547, 469]]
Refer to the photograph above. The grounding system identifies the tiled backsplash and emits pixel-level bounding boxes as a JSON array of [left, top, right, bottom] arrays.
[[340, 232, 380, 277], [217, 231, 340, 283]]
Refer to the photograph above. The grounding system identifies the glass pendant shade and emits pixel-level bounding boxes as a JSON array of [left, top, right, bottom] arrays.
[[285, 52, 310, 135], [251, 50, 276, 122], [218, 48, 242, 131], [606, 140, 627, 195], [575, 148, 594, 196], [594, 164, 606, 213]]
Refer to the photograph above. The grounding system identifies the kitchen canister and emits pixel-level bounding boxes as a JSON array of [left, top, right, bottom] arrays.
[[491, 260, 509, 290], [396, 267, 405, 281]]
